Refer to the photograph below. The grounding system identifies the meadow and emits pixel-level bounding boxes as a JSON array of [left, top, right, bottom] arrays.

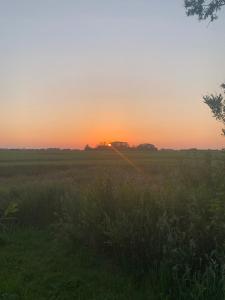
[[1, 149, 225, 299]]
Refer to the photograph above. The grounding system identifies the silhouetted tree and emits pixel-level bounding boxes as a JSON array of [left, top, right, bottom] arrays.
[[136, 143, 158, 151], [84, 144, 93, 151], [184, 0, 225, 22], [203, 84, 225, 135]]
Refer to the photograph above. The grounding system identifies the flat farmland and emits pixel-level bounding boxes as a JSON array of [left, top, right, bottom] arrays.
[[1, 149, 225, 300]]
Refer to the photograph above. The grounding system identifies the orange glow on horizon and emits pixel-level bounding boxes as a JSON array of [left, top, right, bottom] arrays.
[[1, 1, 225, 151], [1, 102, 225, 150]]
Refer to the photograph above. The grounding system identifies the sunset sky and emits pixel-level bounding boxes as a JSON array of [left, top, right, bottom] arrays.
[[1, 0, 225, 149]]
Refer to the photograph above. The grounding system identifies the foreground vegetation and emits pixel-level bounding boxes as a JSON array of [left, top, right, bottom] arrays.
[[1, 229, 154, 300], [1, 149, 225, 299]]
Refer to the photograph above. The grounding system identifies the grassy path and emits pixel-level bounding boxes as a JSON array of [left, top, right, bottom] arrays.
[[0, 229, 156, 300]]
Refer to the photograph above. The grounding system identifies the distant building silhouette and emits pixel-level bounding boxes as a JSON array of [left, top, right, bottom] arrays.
[[88, 141, 158, 151], [111, 141, 129, 150], [95, 142, 110, 150]]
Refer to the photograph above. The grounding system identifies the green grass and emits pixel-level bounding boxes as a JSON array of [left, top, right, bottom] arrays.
[[0, 229, 165, 300], [1, 149, 225, 299], [0, 229, 224, 300]]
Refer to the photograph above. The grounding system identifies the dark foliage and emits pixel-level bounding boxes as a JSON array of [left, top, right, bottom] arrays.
[[184, 0, 225, 21], [203, 83, 225, 135]]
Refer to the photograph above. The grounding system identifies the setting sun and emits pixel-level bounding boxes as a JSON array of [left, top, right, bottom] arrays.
[[1, 1, 225, 150]]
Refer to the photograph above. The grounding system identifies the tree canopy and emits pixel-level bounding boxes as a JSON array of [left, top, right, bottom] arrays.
[[184, 0, 225, 21]]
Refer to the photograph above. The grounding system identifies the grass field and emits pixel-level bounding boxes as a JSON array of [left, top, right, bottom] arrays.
[[1, 149, 225, 299]]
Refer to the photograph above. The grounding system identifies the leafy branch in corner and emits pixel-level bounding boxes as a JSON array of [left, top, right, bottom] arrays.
[[184, 0, 225, 22]]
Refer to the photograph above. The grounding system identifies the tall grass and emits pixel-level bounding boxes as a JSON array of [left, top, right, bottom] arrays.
[[0, 183, 66, 228], [56, 161, 225, 298], [1, 151, 225, 298], [58, 175, 225, 269]]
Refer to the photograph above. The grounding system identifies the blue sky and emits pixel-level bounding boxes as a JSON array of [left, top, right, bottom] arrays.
[[1, 0, 225, 148]]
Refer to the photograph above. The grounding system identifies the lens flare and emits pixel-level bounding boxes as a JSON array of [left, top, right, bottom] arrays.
[[109, 143, 143, 174]]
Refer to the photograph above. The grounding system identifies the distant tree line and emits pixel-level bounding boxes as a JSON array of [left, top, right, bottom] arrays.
[[84, 141, 158, 151]]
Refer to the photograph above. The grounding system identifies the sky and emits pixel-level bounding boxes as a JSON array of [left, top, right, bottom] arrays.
[[1, 0, 225, 149]]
